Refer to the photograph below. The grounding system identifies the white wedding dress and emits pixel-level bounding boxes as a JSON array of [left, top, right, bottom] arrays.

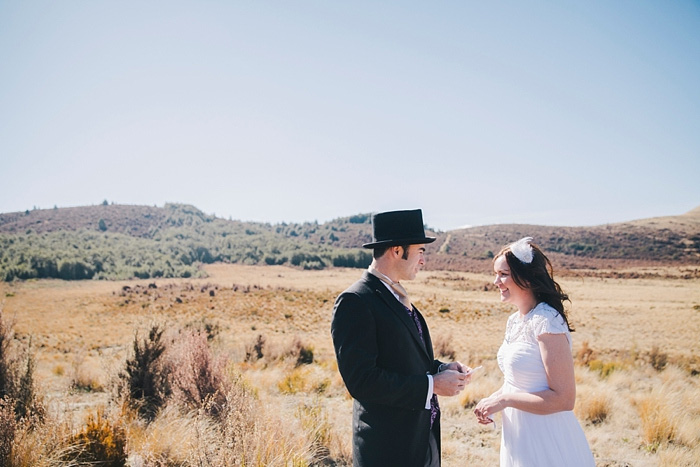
[[496, 302, 595, 467]]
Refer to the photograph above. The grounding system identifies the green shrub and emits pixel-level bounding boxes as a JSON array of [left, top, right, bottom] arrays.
[[119, 325, 171, 421]]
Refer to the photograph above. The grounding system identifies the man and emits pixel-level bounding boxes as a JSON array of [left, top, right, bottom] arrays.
[[331, 209, 471, 467]]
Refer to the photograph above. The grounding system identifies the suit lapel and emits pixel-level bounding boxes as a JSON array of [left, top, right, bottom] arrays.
[[363, 272, 430, 359]]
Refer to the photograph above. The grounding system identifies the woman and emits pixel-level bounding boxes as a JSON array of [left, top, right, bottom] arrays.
[[474, 237, 594, 466]]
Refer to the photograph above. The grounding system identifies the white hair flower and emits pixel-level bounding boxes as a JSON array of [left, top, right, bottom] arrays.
[[510, 237, 534, 264]]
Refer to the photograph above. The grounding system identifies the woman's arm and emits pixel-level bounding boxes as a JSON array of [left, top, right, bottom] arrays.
[[502, 333, 576, 414], [474, 333, 575, 420]]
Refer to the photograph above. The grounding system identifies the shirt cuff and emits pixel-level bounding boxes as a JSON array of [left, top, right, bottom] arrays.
[[426, 374, 434, 409]]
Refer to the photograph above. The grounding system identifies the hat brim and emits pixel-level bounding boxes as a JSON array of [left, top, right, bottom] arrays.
[[362, 237, 436, 249]]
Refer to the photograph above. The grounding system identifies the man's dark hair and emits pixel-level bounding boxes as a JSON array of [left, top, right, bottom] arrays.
[[373, 244, 411, 260]]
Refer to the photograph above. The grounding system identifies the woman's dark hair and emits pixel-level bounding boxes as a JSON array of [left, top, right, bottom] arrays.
[[495, 241, 574, 332]]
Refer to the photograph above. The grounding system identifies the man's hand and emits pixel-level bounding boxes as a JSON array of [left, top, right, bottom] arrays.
[[433, 366, 471, 396], [439, 361, 470, 374]]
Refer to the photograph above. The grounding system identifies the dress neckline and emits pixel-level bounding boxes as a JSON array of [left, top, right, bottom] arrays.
[[516, 302, 542, 321]]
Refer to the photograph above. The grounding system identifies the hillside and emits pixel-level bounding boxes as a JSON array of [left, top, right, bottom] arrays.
[[426, 210, 700, 273], [0, 203, 375, 281], [0, 203, 698, 281]]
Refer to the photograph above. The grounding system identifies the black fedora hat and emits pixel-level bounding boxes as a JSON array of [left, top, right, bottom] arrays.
[[362, 209, 436, 249]]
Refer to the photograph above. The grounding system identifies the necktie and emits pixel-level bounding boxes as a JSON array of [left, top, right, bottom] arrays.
[[367, 266, 411, 308]]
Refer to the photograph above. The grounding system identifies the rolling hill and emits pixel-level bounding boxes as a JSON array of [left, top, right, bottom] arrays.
[[0, 203, 698, 281]]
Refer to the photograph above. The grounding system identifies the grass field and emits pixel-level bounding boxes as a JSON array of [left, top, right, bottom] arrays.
[[1, 263, 699, 466]]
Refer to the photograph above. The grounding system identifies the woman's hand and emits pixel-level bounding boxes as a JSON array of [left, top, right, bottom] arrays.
[[474, 395, 503, 425]]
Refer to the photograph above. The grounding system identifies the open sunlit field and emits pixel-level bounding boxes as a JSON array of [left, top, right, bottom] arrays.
[[1, 263, 699, 466]]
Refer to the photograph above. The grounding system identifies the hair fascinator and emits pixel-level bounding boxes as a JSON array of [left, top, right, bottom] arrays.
[[510, 237, 534, 264]]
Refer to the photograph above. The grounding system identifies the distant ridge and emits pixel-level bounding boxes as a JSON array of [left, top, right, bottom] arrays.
[[684, 205, 700, 217], [0, 203, 698, 281], [622, 205, 700, 232], [427, 205, 700, 272], [0, 204, 169, 237]]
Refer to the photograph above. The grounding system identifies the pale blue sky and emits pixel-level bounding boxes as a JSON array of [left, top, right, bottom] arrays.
[[1, 1, 698, 231]]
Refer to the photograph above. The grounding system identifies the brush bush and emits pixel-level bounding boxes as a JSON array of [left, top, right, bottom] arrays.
[[168, 330, 228, 417], [65, 410, 127, 466], [119, 325, 171, 421], [0, 311, 45, 423]]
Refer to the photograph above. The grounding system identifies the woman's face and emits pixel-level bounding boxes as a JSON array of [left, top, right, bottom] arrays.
[[493, 254, 532, 307]]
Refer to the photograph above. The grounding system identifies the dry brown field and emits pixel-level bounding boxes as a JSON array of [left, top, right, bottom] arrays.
[[2, 263, 699, 466]]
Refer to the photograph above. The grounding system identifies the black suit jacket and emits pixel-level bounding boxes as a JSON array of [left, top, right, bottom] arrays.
[[331, 271, 442, 467]]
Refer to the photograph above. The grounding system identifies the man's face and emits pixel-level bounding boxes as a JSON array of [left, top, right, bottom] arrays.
[[397, 244, 426, 281]]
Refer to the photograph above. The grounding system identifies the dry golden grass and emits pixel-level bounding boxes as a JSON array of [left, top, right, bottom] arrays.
[[574, 387, 612, 426], [1, 263, 699, 465]]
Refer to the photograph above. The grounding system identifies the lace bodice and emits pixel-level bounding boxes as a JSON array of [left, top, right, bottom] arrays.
[[503, 302, 571, 349]]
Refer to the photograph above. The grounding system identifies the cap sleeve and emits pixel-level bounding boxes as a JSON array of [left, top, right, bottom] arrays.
[[532, 304, 569, 338]]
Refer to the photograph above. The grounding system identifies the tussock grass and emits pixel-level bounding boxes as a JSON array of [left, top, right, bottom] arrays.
[[70, 354, 106, 392], [434, 333, 457, 361], [656, 445, 700, 467], [4, 410, 72, 467], [278, 366, 310, 394], [126, 404, 215, 465], [297, 398, 351, 464], [575, 388, 611, 425], [588, 358, 625, 379], [217, 375, 312, 466], [634, 368, 700, 454], [2, 264, 699, 465], [637, 393, 678, 450]]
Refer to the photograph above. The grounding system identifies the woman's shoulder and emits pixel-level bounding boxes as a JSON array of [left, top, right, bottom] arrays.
[[531, 302, 559, 319], [530, 303, 569, 334]]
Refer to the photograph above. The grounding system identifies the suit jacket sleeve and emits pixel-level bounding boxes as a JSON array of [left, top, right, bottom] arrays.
[[332, 289, 431, 411]]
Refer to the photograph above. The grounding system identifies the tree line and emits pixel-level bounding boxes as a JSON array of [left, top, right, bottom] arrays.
[[0, 227, 372, 281], [0, 204, 374, 281]]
